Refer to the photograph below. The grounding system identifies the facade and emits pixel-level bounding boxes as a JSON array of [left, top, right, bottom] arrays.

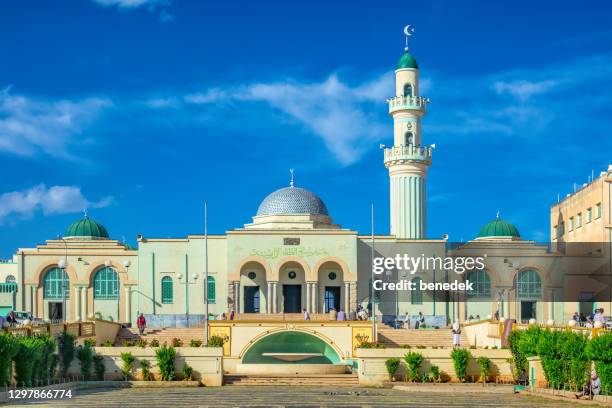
[[2, 33, 611, 328]]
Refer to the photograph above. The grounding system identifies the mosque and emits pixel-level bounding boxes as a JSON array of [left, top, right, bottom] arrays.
[[1, 30, 610, 329]]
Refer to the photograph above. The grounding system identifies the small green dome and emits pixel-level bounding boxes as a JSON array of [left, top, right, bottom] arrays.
[[64, 215, 109, 239], [476, 217, 520, 239], [397, 50, 418, 70]]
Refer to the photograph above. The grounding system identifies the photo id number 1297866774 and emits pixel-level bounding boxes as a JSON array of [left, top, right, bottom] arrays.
[[9, 389, 72, 399]]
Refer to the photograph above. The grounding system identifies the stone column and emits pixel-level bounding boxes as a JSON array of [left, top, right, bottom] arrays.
[[233, 282, 241, 313], [81, 285, 87, 320], [266, 282, 272, 314], [306, 283, 311, 314], [31, 285, 38, 317], [125, 286, 132, 324], [344, 282, 350, 313], [311, 282, 318, 313], [350, 282, 358, 312], [272, 282, 277, 313], [547, 289, 554, 322], [74, 286, 82, 321]]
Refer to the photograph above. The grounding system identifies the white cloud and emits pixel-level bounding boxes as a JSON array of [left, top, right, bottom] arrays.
[[0, 87, 111, 158], [493, 79, 558, 102], [91, 0, 174, 22], [0, 184, 112, 224]]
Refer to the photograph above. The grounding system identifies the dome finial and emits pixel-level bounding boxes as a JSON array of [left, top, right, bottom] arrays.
[[289, 168, 295, 188], [403, 24, 415, 51], [496, 210, 500, 220], [83, 208, 89, 219]]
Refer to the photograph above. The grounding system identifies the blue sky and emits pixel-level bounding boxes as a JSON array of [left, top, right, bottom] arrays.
[[1, 0, 611, 257]]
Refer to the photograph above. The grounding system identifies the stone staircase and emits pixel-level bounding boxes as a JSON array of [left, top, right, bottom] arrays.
[[377, 327, 469, 348], [115, 327, 205, 346], [223, 374, 359, 386]]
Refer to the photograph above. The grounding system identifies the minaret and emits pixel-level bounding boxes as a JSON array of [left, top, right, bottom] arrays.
[[384, 25, 432, 239]]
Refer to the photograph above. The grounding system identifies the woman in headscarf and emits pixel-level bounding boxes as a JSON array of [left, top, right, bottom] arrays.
[[452, 320, 461, 348]]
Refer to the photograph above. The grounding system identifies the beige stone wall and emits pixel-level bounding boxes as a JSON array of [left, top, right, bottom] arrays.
[[356, 348, 513, 386]]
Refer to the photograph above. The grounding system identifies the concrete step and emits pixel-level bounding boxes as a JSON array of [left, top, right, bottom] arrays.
[[223, 374, 359, 386]]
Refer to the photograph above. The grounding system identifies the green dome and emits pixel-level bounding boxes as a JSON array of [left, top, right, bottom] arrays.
[[64, 215, 109, 239], [476, 217, 520, 239], [397, 50, 418, 69]]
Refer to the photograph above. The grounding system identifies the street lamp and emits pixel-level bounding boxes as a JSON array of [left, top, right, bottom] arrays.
[[57, 235, 68, 322]]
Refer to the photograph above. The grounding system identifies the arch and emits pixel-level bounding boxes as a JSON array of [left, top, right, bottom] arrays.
[[466, 270, 491, 298], [161, 276, 173, 304], [276, 256, 311, 281], [516, 269, 542, 299], [207, 276, 216, 304], [43, 267, 70, 299], [93, 267, 119, 299], [232, 256, 273, 281], [404, 131, 413, 146], [239, 328, 343, 364], [403, 83, 413, 97], [313, 257, 352, 282], [5, 275, 16, 284], [411, 277, 422, 304]]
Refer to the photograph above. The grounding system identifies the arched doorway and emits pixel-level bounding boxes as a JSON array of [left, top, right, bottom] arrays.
[[240, 261, 268, 314], [278, 262, 306, 313], [242, 331, 341, 364]]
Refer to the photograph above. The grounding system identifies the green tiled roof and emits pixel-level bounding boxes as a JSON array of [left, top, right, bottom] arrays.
[[65, 216, 109, 239], [477, 218, 520, 239], [397, 50, 418, 69]]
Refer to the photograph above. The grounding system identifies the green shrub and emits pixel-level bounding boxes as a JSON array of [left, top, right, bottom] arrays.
[[508, 330, 526, 379], [536, 330, 567, 388], [34, 335, 55, 384], [421, 372, 430, 383], [120, 352, 135, 380], [149, 339, 160, 347], [93, 355, 105, 380], [155, 345, 176, 381], [171, 338, 183, 347], [403, 352, 424, 382], [83, 338, 96, 348], [140, 359, 152, 381], [189, 339, 202, 347], [102, 340, 114, 347], [48, 354, 59, 379], [384, 358, 401, 380], [430, 365, 440, 382], [76, 344, 94, 380], [450, 348, 470, 382], [586, 333, 612, 394], [477, 356, 491, 383], [0, 332, 18, 386], [208, 335, 225, 348], [182, 364, 193, 381], [135, 338, 147, 348], [562, 332, 589, 390], [14, 336, 44, 386], [57, 332, 76, 378]]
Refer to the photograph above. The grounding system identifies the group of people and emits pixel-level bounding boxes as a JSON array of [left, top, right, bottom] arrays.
[[1, 310, 17, 328], [301, 305, 370, 321], [572, 308, 606, 328]]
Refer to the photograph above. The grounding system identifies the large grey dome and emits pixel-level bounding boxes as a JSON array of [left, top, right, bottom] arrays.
[[256, 186, 329, 216]]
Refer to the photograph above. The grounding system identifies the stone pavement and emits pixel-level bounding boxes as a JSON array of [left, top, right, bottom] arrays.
[[4, 386, 577, 407]]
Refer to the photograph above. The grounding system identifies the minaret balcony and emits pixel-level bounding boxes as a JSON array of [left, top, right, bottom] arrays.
[[384, 144, 432, 166], [387, 95, 429, 114]]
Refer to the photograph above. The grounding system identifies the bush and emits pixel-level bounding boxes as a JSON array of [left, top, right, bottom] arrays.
[[57, 332, 76, 378], [586, 332, 612, 394], [508, 330, 527, 379], [208, 335, 225, 348], [102, 340, 114, 347], [48, 354, 59, 379], [93, 355, 105, 380], [0, 332, 18, 386], [385, 358, 401, 380], [83, 338, 96, 348], [562, 331, 589, 390], [189, 339, 202, 347], [421, 372, 430, 383], [430, 365, 440, 383], [171, 338, 183, 347], [14, 336, 44, 386], [76, 344, 94, 380], [477, 356, 491, 383], [155, 345, 176, 381], [182, 364, 193, 381], [451, 349, 470, 382], [120, 352, 135, 380], [149, 339, 160, 347], [34, 335, 55, 384], [536, 330, 567, 388], [403, 352, 424, 382], [135, 338, 147, 348], [140, 359, 152, 381]]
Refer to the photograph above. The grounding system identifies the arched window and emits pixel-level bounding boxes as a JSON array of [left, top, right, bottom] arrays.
[[43, 267, 70, 299], [517, 270, 542, 299], [93, 267, 119, 299], [5, 275, 16, 284], [404, 132, 413, 145], [207, 276, 216, 304], [467, 270, 491, 298], [161, 276, 173, 304], [403, 83, 413, 97], [411, 277, 423, 304]]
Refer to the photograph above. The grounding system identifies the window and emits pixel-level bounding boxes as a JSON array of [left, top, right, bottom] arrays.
[[517, 270, 542, 299], [587, 208, 592, 223], [467, 270, 491, 298], [553, 225, 558, 238], [93, 267, 119, 299], [569, 217, 574, 231], [559, 221, 565, 235], [43, 267, 69, 299], [404, 132, 413, 145], [5, 275, 16, 284], [403, 83, 413, 97], [595, 203, 602, 219], [411, 277, 423, 304], [577, 213, 582, 228], [161, 276, 173, 304], [207, 276, 216, 304]]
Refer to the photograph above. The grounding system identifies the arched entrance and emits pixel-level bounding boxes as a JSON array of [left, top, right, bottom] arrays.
[[242, 331, 341, 364]]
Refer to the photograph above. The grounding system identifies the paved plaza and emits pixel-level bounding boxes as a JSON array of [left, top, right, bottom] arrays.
[[4, 386, 579, 407]]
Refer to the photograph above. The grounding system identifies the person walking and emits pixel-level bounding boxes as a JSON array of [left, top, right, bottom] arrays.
[[136, 313, 146, 335], [303, 309, 310, 320], [452, 320, 461, 348]]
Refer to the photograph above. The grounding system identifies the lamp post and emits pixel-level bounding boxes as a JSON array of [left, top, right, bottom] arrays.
[[57, 236, 68, 322], [204, 202, 209, 346], [122, 260, 131, 323]]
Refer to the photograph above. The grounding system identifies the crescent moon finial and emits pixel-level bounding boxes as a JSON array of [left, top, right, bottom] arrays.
[[403, 24, 415, 51]]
